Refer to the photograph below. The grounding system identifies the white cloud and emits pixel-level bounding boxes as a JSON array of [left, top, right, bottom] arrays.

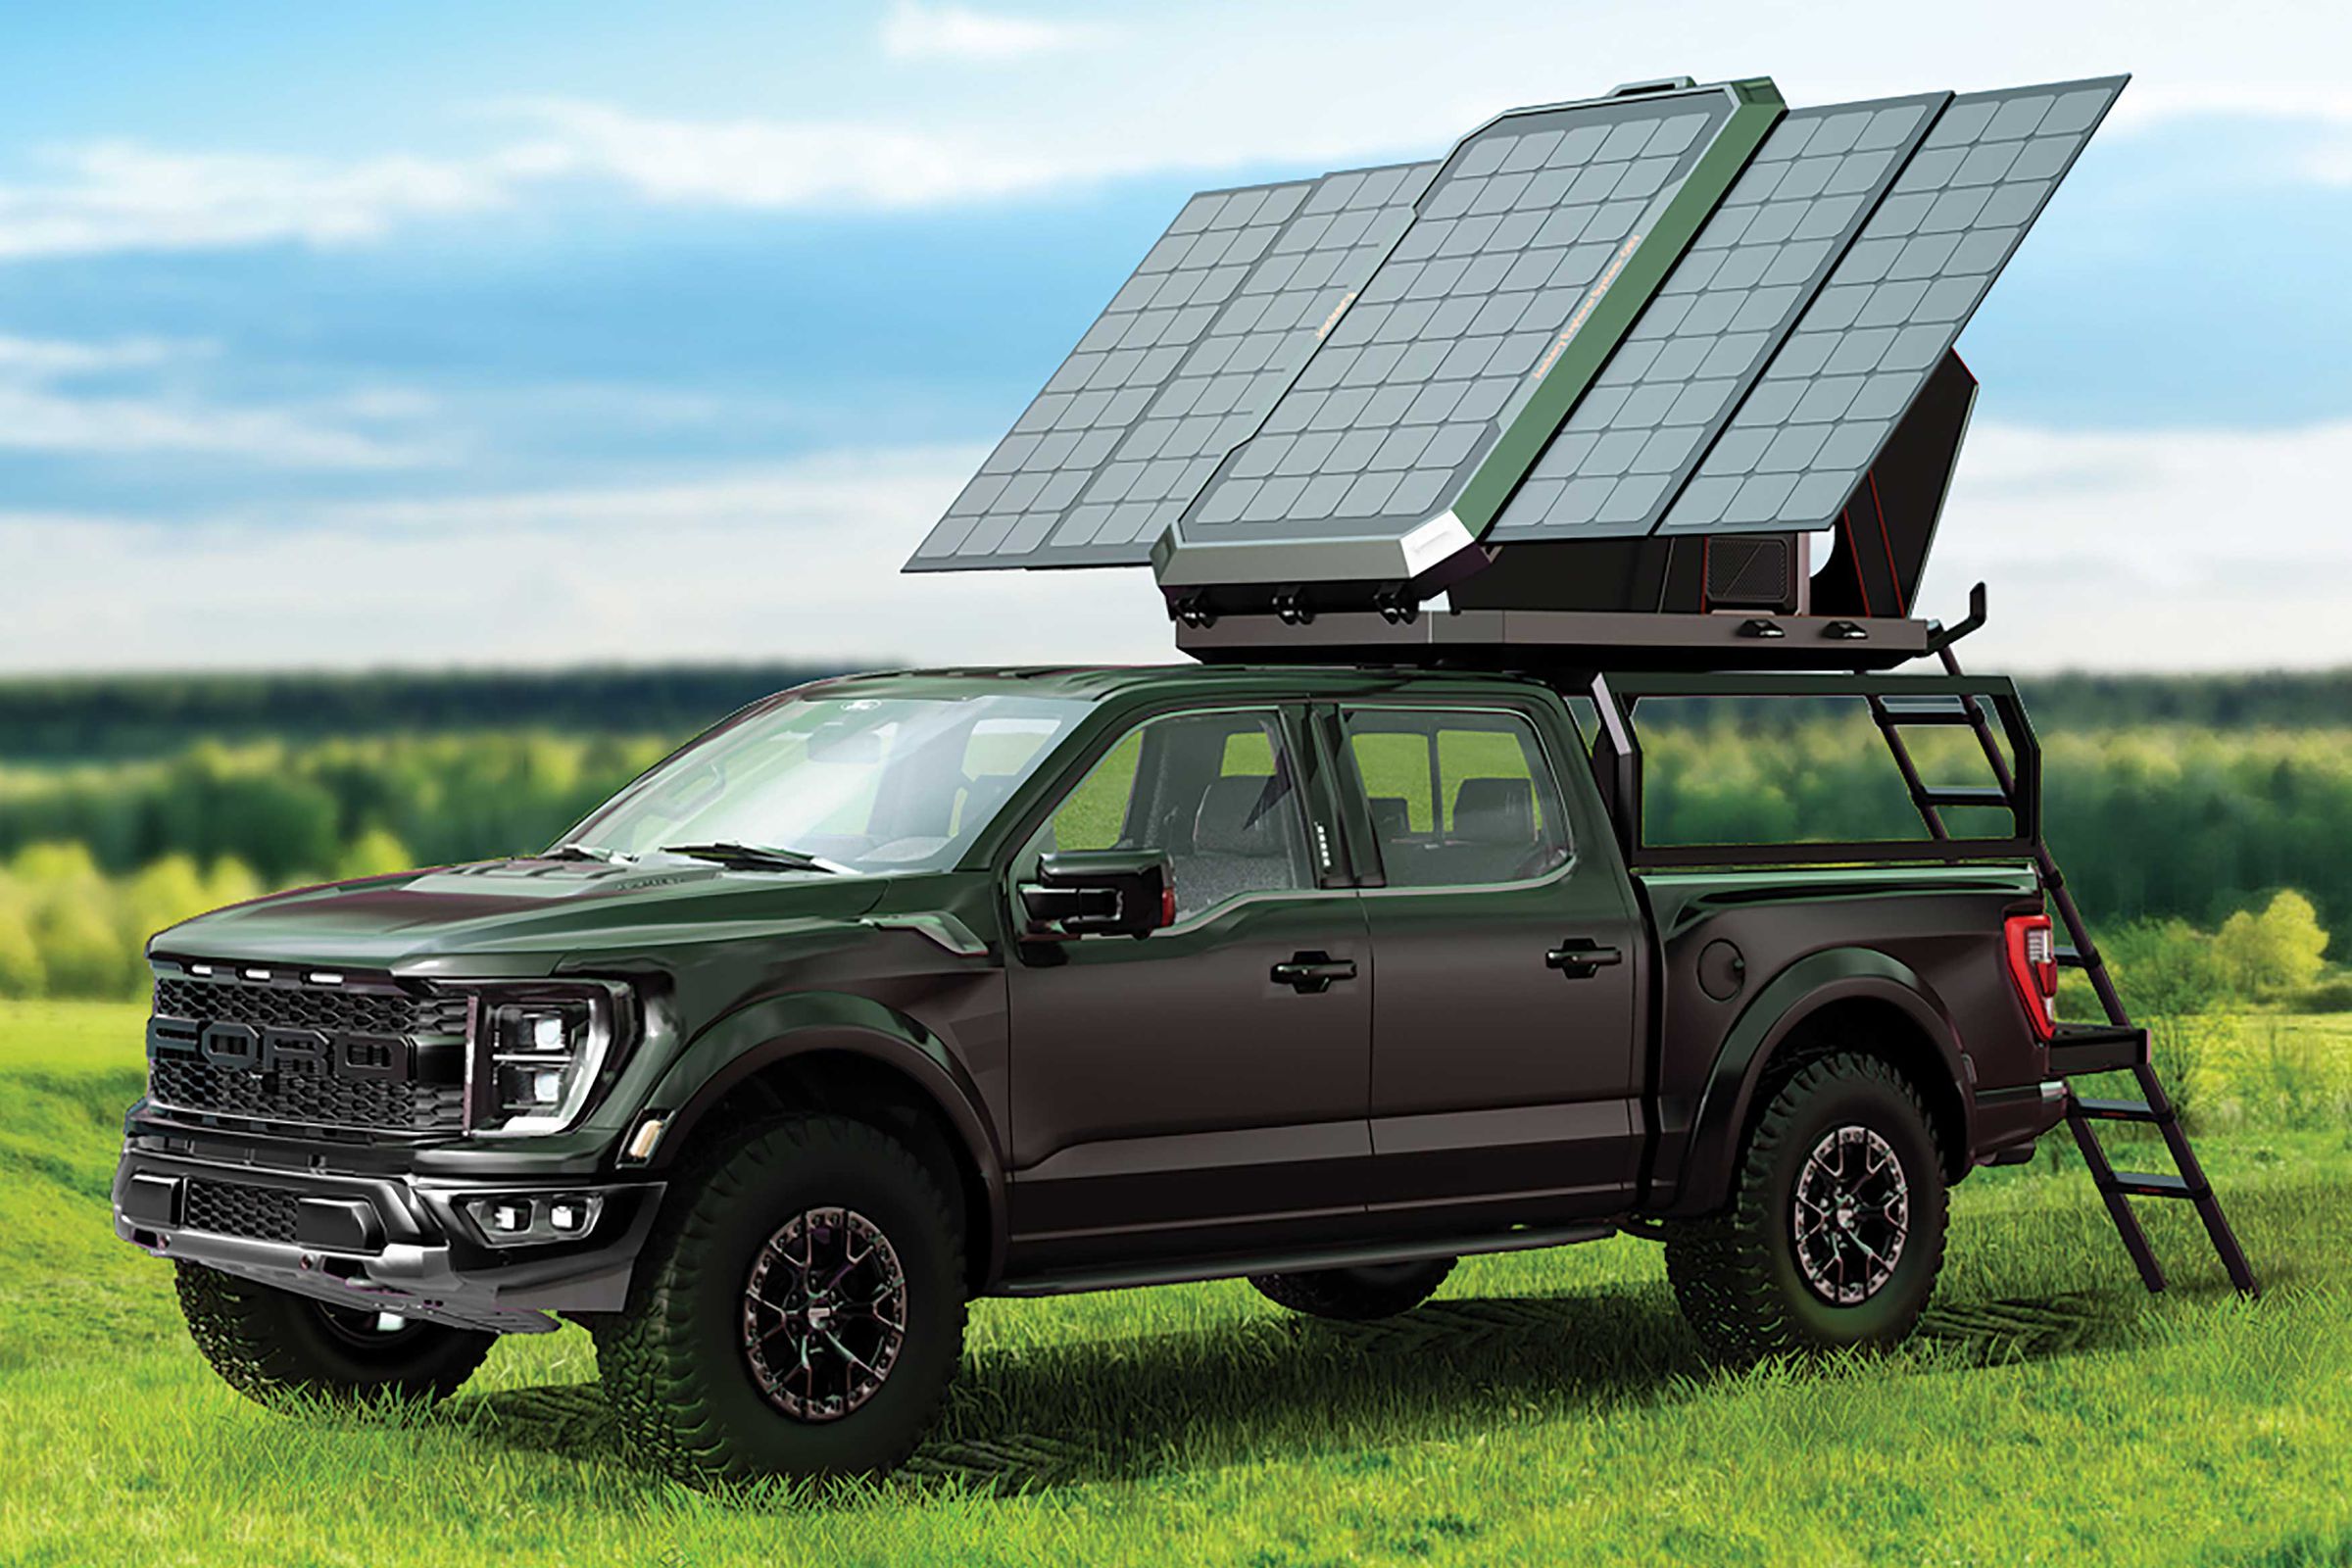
[[0, 333, 196, 376], [0, 141, 523, 261], [4, 421, 2349, 674], [0, 445, 1172, 671], [0, 332, 431, 467], [880, 2, 1104, 62], [0, 106, 1131, 257], [1933, 419, 2352, 671], [20, 0, 2352, 261], [510, 101, 1082, 209]]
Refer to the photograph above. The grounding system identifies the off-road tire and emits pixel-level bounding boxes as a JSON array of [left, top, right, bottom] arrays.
[[593, 1114, 966, 1487], [173, 1262, 495, 1406], [1249, 1258, 1456, 1321], [1665, 1052, 1947, 1363]]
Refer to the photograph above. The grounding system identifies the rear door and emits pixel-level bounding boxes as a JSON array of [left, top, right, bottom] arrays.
[[1002, 703, 1372, 1270], [1324, 696, 1645, 1223]]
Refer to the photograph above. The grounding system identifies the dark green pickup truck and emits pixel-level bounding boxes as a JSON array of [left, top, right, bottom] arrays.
[[117, 662, 2100, 1483]]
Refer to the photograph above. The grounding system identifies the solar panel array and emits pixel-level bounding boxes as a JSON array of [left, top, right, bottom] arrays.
[[906, 74, 2125, 582], [906, 164, 1435, 570], [1179, 94, 1736, 550], [1653, 79, 2122, 534], [1488, 94, 1944, 539]]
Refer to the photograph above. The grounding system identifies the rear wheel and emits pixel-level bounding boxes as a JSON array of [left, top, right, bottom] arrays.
[[1665, 1052, 1947, 1362], [593, 1114, 966, 1486], [1249, 1258, 1455, 1321], [173, 1262, 495, 1406]]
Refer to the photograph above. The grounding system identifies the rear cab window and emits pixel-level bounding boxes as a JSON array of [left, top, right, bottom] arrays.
[[1339, 706, 1572, 888]]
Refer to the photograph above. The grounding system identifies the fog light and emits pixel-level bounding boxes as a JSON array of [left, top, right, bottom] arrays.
[[463, 1192, 606, 1247]]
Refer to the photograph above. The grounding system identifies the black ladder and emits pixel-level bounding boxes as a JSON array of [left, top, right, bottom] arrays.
[[1868, 646, 2259, 1297]]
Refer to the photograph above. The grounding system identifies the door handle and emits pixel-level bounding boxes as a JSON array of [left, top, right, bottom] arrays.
[[1546, 938, 1624, 979], [1272, 952, 1358, 994]]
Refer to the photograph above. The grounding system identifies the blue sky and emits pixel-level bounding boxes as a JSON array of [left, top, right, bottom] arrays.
[[3, 0, 2352, 671]]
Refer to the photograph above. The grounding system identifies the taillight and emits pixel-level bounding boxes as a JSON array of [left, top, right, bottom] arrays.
[[2004, 912, 2058, 1040], [1160, 883, 1178, 929]]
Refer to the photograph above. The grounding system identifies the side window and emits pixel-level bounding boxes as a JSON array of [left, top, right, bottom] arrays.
[[1342, 707, 1571, 889], [1028, 710, 1315, 920]]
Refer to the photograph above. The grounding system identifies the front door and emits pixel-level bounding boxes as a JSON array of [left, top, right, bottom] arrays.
[[1003, 705, 1371, 1270], [1329, 700, 1644, 1223]]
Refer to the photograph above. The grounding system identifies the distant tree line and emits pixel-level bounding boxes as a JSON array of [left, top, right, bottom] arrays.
[[0, 665, 846, 761], [0, 733, 672, 883], [1622, 716, 2352, 937], [0, 711, 2347, 1003], [0, 663, 2347, 761], [0, 716, 2344, 935]]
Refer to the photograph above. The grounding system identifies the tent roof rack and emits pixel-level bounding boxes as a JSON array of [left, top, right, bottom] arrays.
[[905, 70, 2122, 672], [1177, 583, 1984, 673]]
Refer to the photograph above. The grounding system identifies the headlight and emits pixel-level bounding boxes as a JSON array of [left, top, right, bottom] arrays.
[[463, 982, 632, 1135]]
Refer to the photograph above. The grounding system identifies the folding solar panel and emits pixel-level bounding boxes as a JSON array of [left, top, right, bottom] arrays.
[[1487, 93, 1949, 540], [1651, 79, 2123, 536], [906, 71, 2126, 626], [1156, 80, 1781, 587], [906, 164, 1438, 570]]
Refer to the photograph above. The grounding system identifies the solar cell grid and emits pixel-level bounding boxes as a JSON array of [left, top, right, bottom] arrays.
[[1491, 94, 1946, 539], [1180, 94, 1738, 548], [1655, 78, 2123, 534], [908, 163, 1434, 570]]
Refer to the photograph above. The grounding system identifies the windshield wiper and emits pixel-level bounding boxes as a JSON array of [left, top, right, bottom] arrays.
[[543, 842, 634, 864], [658, 841, 837, 873]]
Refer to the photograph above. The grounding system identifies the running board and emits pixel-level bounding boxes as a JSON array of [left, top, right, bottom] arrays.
[[995, 1222, 1616, 1298]]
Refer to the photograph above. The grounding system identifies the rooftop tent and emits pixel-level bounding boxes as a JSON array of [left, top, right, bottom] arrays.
[[906, 73, 2125, 660]]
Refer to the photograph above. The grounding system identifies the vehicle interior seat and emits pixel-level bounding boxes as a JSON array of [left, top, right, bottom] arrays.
[[1444, 776, 1539, 883], [1180, 775, 1306, 915]]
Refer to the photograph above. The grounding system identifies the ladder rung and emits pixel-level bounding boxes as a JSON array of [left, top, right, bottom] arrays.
[[1874, 706, 1978, 726], [1920, 785, 2012, 808], [2074, 1097, 2164, 1124], [2047, 1022, 2150, 1075], [2109, 1171, 2206, 1200], [1936, 645, 2260, 1298]]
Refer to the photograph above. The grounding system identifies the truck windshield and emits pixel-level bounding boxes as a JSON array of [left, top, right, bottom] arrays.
[[563, 693, 1090, 874]]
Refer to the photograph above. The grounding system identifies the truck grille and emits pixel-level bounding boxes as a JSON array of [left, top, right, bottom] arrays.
[[152, 977, 468, 1039], [146, 966, 470, 1136], [182, 1178, 300, 1245], [148, 1057, 466, 1132]]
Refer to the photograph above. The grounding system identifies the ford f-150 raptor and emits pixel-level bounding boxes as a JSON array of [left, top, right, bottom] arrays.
[[119, 662, 2096, 1483]]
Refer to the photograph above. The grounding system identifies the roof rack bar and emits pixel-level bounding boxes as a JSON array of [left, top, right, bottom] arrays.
[[1923, 582, 1989, 656]]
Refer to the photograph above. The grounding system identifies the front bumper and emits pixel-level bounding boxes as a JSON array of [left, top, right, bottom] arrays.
[[113, 1147, 663, 1335]]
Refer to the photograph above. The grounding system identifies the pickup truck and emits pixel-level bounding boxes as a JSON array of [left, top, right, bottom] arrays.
[[114, 662, 2072, 1484]]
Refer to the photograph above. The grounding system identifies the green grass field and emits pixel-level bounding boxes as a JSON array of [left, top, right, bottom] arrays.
[[3, 1002, 2348, 1567]]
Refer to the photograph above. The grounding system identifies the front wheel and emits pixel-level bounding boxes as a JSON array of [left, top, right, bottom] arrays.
[[1665, 1052, 1947, 1363], [593, 1114, 966, 1486], [174, 1262, 495, 1406]]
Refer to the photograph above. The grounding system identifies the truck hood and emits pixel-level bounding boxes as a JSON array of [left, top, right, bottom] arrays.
[[151, 857, 893, 973]]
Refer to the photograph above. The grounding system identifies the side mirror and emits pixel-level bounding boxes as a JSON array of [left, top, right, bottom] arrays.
[[1019, 851, 1173, 940]]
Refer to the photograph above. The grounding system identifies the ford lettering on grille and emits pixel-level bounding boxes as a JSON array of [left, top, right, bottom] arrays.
[[146, 968, 468, 1134]]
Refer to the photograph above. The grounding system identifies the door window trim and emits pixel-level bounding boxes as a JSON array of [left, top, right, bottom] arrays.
[[1325, 701, 1582, 898]]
